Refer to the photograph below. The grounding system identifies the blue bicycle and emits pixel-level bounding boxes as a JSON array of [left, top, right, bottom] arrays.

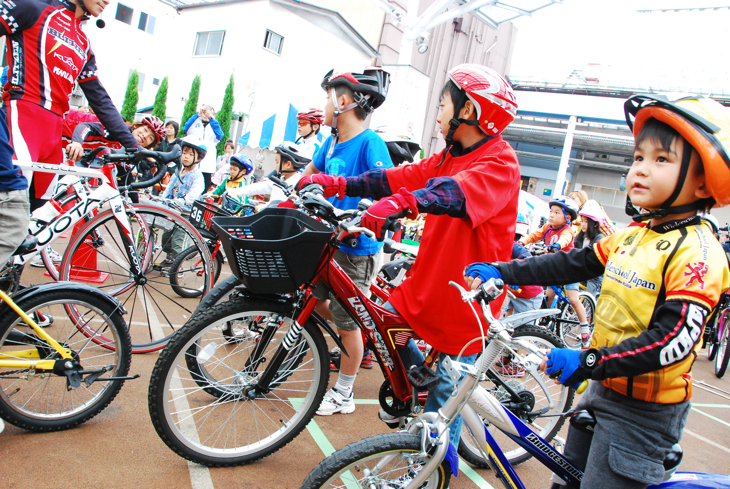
[[301, 279, 730, 489]]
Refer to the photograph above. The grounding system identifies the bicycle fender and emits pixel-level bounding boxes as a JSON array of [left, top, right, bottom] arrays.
[[501, 308, 561, 330], [310, 311, 348, 357], [2, 281, 126, 316]]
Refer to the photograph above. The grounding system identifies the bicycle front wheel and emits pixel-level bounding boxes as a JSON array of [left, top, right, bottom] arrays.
[[458, 325, 575, 467], [0, 287, 132, 431], [169, 244, 224, 298], [715, 323, 730, 378], [148, 296, 329, 466], [59, 203, 213, 353], [559, 291, 596, 350], [301, 433, 451, 489]]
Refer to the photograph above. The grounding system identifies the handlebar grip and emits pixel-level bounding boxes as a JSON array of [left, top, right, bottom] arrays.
[[342, 234, 358, 248], [78, 147, 109, 167], [269, 175, 287, 189], [576, 381, 589, 395]]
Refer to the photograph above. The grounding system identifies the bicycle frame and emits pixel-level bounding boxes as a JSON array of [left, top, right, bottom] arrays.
[[12, 163, 151, 280]]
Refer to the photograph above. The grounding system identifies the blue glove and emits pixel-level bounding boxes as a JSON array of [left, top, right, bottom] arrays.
[[464, 263, 502, 284], [546, 348, 598, 388], [546, 243, 561, 252]]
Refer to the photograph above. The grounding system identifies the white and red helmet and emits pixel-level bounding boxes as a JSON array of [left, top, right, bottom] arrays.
[[297, 108, 324, 125], [447, 64, 517, 135]]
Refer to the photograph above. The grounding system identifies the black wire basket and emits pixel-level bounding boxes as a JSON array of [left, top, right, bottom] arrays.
[[212, 208, 333, 294]]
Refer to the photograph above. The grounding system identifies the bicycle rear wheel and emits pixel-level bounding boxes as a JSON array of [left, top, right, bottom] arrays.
[[559, 292, 596, 350], [715, 323, 730, 378], [458, 325, 574, 467], [169, 244, 224, 298], [59, 203, 213, 353], [301, 433, 451, 489], [0, 287, 131, 431]]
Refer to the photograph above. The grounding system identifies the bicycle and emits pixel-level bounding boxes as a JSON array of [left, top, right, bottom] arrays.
[[706, 294, 730, 378], [300, 278, 730, 489], [165, 196, 256, 299], [0, 240, 136, 431], [14, 147, 215, 353], [147, 178, 572, 467]]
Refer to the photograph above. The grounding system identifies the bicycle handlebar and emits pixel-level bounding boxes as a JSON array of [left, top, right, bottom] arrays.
[[125, 146, 181, 191]]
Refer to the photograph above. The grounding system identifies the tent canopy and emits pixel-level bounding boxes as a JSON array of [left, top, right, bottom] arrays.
[[239, 103, 331, 150]]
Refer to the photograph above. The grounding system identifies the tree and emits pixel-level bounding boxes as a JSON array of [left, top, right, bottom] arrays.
[[216, 74, 235, 156], [121, 70, 139, 123], [179, 74, 201, 137], [152, 76, 168, 121]]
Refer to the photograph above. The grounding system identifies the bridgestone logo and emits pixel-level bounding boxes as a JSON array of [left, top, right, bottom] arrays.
[[525, 433, 582, 481]]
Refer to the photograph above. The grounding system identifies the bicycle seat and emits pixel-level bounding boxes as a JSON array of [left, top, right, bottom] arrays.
[[13, 236, 38, 256], [569, 409, 596, 432]]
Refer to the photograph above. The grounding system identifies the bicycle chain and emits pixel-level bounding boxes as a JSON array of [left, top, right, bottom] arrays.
[[0, 368, 30, 377]]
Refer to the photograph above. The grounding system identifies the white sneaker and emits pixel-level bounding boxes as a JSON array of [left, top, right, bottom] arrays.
[[378, 408, 401, 428], [30, 247, 61, 268], [316, 388, 355, 416], [0, 418, 4, 434]]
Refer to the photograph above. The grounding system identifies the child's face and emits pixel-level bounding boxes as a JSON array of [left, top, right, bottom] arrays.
[[437, 92, 455, 138], [181, 147, 197, 166], [580, 219, 588, 232], [165, 124, 176, 137], [82, 0, 109, 17], [133, 125, 157, 148], [229, 165, 242, 180], [548, 205, 567, 228], [323, 95, 335, 127], [298, 121, 312, 137], [627, 137, 706, 211]]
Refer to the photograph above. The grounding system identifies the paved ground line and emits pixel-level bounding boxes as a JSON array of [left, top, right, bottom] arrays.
[[459, 460, 496, 489], [691, 403, 730, 408], [691, 407, 730, 428], [683, 428, 730, 454]]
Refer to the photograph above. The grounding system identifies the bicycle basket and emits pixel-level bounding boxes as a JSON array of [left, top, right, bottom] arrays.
[[189, 200, 231, 234], [212, 207, 333, 294]]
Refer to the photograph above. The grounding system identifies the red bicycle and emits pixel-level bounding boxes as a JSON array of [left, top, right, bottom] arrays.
[[147, 179, 571, 467]]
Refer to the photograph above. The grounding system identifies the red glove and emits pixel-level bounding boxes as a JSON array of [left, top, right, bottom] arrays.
[[295, 174, 347, 198], [361, 188, 419, 240], [276, 200, 297, 209]]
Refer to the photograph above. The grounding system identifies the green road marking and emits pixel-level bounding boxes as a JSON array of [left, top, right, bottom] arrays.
[[459, 459, 496, 488], [691, 408, 730, 428], [691, 403, 730, 408]]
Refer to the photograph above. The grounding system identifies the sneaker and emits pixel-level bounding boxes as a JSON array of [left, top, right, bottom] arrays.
[[360, 350, 374, 369], [33, 312, 54, 328], [316, 388, 355, 416], [378, 408, 400, 429], [495, 357, 525, 378], [30, 247, 61, 268], [0, 418, 4, 434]]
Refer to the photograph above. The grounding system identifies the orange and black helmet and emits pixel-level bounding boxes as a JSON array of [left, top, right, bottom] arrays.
[[625, 94, 730, 210]]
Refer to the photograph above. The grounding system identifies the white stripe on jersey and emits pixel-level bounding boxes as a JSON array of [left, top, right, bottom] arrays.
[[10, 100, 59, 199], [39, 10, 61, 112]]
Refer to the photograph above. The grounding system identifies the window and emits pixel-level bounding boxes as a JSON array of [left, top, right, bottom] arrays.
[[263, 29, 283, 55], [138, 12, 156, 34], [194, 31, 225, 56], [115, 3, 133, 25], [152, 78, 160, 86]]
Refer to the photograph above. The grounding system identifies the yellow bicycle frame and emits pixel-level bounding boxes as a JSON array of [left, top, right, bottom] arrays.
[[0, 290, 73, 370]]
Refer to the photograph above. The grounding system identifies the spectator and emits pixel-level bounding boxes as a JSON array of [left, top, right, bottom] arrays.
[[216, 140, 235, 171], [184, 104, 223, 192], [157, 121, 182, 153]]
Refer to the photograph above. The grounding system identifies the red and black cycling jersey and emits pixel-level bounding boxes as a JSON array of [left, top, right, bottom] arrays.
[[0, 0, 138, 149]]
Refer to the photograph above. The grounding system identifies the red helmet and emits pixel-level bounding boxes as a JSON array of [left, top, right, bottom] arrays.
[[297, 108, 324, 125], [321, 67, 390, 113], [141, 116, 165, 146], [447, 64, 517, 136]]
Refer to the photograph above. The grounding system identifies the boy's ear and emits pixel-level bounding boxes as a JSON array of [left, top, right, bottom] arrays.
[[460, 100, 477, 120], [694, 178, 712, 200]]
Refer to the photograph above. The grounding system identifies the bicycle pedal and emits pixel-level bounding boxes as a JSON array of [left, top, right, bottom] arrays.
[[406, 365, 439, 392]]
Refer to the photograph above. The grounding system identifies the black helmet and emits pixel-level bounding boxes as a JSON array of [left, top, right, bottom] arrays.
[[321, 68, 390, 114], [374, 129, 421, 166], [274, 142, 311, 170]]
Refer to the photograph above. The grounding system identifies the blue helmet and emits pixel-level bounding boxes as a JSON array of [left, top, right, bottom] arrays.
[[230, 153, 253, 174], [549, 196, 579, 221]]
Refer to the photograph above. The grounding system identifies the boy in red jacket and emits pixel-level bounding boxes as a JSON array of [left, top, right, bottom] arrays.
[[296, 64, 520, 447]]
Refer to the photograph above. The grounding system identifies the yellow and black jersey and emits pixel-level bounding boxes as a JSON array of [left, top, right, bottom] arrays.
[[497, 215, 730, 404]]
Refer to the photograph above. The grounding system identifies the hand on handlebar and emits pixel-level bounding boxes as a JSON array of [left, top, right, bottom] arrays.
[[361, 188, 418, 241], [546, 243, 561, 253], [295, 174, 347, 199], [543, 348, 597, 389], [464, 262, 502, 290], [67, 141, 84, 162]]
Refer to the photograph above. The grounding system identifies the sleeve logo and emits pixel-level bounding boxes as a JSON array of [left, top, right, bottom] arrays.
[[660, 304, 705, 366], [683, 262, 709, 289]]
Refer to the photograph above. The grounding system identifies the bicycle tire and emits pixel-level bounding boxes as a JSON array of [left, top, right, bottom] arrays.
[[59, 204, 213, 353], [195, 275, 241, 313], [169, 245, 224, 298], [715, 323, 730, 378], [148, 295, 329, 466], [707, 315, 720, 362], [458, 325, 575, 467], [301, 433, 451, 489], [559, 292, 596, 350], [0, 288, 132, 431]]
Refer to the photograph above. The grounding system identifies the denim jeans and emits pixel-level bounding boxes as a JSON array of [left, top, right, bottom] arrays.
[[383, 302, 477, 449]]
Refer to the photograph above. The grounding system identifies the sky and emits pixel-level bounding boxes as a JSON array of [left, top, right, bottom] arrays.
[[508, 0, 730, 94]]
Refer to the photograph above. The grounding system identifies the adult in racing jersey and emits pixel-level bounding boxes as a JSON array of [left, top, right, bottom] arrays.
[[1, 0, 141, 210], [295, 108, 323, 159]]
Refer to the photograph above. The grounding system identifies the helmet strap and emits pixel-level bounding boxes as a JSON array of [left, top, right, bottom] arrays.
[[436, 117, 481, 167]]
